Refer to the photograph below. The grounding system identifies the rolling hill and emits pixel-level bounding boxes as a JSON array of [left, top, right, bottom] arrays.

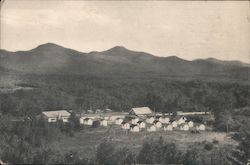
[[0, 43, 249, 80]]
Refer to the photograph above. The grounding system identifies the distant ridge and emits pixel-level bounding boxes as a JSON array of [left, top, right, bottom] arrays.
[[0, 43, 249, 80]]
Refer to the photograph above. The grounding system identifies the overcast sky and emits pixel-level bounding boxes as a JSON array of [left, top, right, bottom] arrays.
[[1, 0, 249, 62]]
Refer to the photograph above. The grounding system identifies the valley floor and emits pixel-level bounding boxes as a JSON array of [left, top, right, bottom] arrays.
[[49, 126, 238, 159]]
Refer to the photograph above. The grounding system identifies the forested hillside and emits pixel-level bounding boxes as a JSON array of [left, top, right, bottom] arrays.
[[0, 74, 249, 119]]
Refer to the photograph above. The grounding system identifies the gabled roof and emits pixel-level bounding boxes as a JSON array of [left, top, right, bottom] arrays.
[[121, 121, 129, 125], [130, 107, 152, 115], [171, 120, 177, 123], [103, 112, 129, 116], [179, 123, 188, 126], [149, 124, 156, 128], [42, 110, 70, 118], [153, 120, 160, 124], [137, 121, 145, 124], [84, 118, 93, 121], [130, 124, 138, 128]]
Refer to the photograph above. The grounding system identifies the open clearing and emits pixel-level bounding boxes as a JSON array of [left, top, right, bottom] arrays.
[[50, 126, 238, 158]]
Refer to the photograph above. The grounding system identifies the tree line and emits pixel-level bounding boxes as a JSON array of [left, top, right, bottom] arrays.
[[1, 74, 249, 118]]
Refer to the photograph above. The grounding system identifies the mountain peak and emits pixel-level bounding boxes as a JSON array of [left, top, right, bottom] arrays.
[[107, 46, 128, 52], [34, 43, 64, 50], [102, 46, 133, 56], [165, 55, 188, 61]]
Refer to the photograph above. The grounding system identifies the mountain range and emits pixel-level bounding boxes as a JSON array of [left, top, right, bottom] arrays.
[[0, 43, 249, 80]]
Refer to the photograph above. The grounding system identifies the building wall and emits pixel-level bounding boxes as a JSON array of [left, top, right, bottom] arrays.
[[155, 122, 162, 128], [101, 120, 108, 126], [146, 117, 154, 124], [131, 126, 140, 132], [48, 117, 57, 122], [164, 125, 173, 131], [147, 126, 156, 132], [139, 122, 146, 128], [62, 117, 69, 122], [172, 121, 178, 127], [122, 123, 130, 129]]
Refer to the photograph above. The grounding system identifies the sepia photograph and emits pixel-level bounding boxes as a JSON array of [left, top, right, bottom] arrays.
[[0, 0, 249, 164]]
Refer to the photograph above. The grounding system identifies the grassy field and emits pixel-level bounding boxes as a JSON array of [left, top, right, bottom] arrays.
[[49, 125, 238, 159]]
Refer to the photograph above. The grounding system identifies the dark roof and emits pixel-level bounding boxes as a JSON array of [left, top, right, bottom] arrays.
[[153, 120, 160, 124], [179, 123, 187, 126], [130, 124, 138, 128], [84, 118, 92, 121], [175, 116, 187, 120], [121, 121, 128, 125]]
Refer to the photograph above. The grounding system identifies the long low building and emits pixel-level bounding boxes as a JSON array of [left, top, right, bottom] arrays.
[[42, 110, 71, 122], [80, 112, 128, 122], [129, 107, 153, 117], [177, 111, 211, 116]]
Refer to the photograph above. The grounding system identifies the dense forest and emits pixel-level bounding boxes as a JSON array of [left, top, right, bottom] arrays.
[[1, 74, 249, 118]]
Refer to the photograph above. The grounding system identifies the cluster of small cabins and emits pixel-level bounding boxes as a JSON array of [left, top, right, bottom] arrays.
[[41, 107, 209, 133]]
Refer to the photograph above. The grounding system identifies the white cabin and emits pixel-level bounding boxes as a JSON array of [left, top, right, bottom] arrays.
[[115, 118, 123, 125], [154, 120, 162, 128], [130, 125, 140, 132], [197, 124, 206, 131], [42, 110, 70, 123], [147, 125, 156, 132], [83, 118, 93, 125], [146, 116, 155, 124], [121, 122, 130, 130], [177, 116, 187, 125], [137, 121, 146, 128], [100, 119, 108, 127], [171, 121, 178, 128], [164, 117, 170, 124], [158, 117, 165, 123], [188, 121, 194, 127], [164, 124, 173, 131], [180, 124, 189, 131], [80, 117, 84, 124], [131, 118, 140, 125]]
